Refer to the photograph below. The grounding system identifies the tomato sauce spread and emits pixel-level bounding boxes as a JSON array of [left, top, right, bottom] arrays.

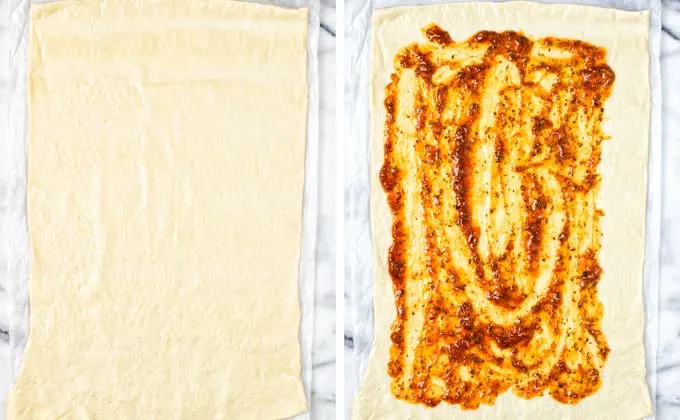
[[380, 24, 613, 409]]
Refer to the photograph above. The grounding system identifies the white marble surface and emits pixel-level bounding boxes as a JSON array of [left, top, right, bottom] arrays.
[[312, 0, 338, 418], [657, 2, 680, 417], [345, 2, 680, 419]]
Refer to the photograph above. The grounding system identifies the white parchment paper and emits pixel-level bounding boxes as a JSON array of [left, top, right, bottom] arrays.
[[345, 0, 662, 418], [0, 1, 320, 419]]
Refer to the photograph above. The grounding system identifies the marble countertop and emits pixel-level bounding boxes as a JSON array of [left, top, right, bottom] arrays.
[[311, 0, 337, 418], [657, 1, 680, 417]]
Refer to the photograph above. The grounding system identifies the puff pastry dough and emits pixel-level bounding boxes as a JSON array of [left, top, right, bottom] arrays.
[[8, 1, 308, 419], [355, 3, 651, 419]]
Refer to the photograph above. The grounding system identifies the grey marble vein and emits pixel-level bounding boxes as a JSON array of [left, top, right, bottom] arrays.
[[322, 22, 337, 36]]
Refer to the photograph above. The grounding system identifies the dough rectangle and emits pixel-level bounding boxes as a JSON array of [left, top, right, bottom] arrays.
[[8, 1, 309, 419], [355, 3, 652, 419]]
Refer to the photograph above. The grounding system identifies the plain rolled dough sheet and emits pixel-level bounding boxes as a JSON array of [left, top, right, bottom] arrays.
[[7, 0, 309, 419], [354, 2, 652, 420]]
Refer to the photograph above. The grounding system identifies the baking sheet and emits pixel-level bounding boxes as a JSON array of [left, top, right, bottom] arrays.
[[345, 0, 662, 418], [0, 0, 319, 419]]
